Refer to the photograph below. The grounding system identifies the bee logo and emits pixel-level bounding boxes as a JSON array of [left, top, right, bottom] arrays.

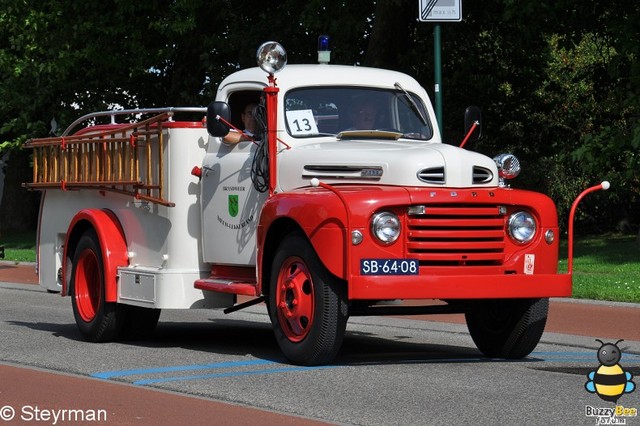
[[585, 339, 636, 403]]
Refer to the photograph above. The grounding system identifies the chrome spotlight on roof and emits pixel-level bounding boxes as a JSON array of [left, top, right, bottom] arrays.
[[256, 41, 287, 74]]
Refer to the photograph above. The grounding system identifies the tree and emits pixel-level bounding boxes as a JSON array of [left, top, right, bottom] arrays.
[[1, 0, 639, 235]]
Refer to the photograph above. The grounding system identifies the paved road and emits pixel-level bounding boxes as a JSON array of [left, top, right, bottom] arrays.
[[1, 262, 639, 425]]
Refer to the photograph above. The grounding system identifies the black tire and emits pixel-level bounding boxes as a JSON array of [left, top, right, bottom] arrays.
[[465, 298, 549, 359], [119, 306, 161, 340], [70, 229, 126, 342], [268, 233, 348, 366]]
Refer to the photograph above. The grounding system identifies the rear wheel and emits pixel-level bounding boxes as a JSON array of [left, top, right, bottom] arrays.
[[465, 298, 548, 359], [70, 229, 125, 342], [268, 233, 348, 366]]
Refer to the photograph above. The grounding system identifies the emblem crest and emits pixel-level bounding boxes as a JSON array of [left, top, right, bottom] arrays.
[[228, 194, 239, 217]]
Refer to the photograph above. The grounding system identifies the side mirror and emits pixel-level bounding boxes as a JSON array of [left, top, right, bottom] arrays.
[[464, 106, 482, 142], [206, 101, 231, 137]]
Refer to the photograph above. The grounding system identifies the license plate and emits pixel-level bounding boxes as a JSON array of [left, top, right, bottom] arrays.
[[360, 259, 419, 275]]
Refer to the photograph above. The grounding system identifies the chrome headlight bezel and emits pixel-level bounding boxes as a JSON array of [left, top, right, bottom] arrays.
[[508, 211, 536, 244], [371, 211, 401, 244]]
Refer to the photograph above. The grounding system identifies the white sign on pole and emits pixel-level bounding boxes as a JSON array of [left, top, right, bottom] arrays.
[[418, 0, 462, 22]]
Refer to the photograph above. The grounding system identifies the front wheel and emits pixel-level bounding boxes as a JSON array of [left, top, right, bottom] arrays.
[[465, 298, 549, 359], [268, 233, 348, 366], [70, 229, 125, 342]]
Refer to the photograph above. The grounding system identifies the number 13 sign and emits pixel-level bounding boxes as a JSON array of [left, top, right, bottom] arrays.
[[286, 110, 319, 136]]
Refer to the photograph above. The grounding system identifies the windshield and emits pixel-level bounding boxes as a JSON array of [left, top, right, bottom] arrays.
[[284, 87, 433, 140]]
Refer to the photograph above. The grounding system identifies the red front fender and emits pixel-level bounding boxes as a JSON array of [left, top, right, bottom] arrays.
[[258, 185, 412, 288], [258, 189, 348, 282], [62, 209, 128, 301]]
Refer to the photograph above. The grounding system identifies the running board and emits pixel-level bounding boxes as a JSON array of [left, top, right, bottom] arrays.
[[194, 278, 258, 296]]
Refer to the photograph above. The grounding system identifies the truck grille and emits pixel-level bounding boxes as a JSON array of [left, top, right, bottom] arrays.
[[406, 204, 506, 266]]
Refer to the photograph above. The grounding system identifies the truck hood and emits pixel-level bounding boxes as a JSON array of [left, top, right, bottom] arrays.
[[277, 140, 499, 191]]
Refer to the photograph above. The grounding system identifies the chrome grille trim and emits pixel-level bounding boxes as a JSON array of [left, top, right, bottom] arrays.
[[472, 166, 493, 184], [417, 166, 445, 184], [303, 165, 383, 180]]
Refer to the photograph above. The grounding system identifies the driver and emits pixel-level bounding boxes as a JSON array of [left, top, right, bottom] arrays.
[[347, 99, 377, 130], [224, 102, 259, 144]]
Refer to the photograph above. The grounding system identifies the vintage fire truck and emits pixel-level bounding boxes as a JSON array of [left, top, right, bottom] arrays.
[[24, 41, 607, 365]]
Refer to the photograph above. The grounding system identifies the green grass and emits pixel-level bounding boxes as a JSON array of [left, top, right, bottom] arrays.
[[1, 229, 639, 303], [0, 230, 37, 263]]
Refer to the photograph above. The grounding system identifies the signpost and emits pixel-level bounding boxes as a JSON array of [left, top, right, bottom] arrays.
[[418, 0, 462, 133]]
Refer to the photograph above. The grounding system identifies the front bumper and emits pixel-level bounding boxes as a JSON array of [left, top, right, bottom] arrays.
[[348, 273, 571, 300]]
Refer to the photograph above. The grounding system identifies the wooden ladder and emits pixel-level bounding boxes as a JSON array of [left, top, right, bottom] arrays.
[[23, 113, 174, 207]]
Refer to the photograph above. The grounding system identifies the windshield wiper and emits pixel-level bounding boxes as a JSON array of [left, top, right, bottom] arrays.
[[394, 82, 427, 126]]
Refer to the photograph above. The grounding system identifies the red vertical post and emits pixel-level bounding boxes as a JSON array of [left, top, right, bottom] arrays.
[[264, 77, 279, 196]]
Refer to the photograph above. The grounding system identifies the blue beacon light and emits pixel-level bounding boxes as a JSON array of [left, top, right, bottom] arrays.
[[318, 35, 331, 64]]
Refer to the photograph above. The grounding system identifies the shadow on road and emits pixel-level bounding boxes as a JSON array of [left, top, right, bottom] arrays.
[[8, 316, 550, 367]]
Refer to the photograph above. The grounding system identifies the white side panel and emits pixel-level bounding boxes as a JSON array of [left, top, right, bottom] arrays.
[[36, 126, 220, 309], [161, 127, 210, 270]]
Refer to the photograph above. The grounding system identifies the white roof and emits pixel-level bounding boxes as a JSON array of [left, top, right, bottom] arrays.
[[218, 64, 427, 95]]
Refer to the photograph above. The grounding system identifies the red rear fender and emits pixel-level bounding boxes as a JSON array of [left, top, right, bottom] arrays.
[[62, 209, 128, 301]]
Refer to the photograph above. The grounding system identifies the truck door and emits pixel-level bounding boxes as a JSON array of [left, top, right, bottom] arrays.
[[200, 90, 267, 265]]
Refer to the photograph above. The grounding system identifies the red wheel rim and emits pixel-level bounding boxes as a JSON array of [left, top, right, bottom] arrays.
[[74, 249, 102, 322], [275, 257, 315, 342]]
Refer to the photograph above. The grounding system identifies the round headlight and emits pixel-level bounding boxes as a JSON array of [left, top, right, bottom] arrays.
[[256, 41, 287, 74], [508, 211, 536, 244], [493, 153, 521, 179], [371, 212, 401, 244]]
